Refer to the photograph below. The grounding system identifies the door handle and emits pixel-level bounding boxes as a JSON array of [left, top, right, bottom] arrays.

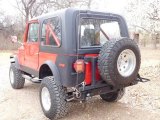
[[34, 53, 39, 55]]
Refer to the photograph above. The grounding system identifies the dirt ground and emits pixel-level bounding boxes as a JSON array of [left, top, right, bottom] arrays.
[[0, 48, 160, 120]]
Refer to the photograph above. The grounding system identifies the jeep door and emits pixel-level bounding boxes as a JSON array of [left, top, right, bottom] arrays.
[[24, 21, 39, 70]]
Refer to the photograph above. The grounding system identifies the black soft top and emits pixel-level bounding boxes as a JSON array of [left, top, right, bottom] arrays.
[[31, 8, 129, 55], [30, 8, 123, 22]]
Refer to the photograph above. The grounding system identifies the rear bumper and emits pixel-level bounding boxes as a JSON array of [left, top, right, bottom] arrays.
[[78, 74, 149, 100]]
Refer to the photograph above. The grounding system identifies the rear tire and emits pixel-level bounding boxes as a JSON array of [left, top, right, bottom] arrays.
[[9, 63, 25, 89], [100, 88, 125, 102], [39, 76, 68, 120]]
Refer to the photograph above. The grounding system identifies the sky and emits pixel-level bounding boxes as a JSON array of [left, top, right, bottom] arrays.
[[0, 0, 129, 16], [0, 0, 18, 15], [94, 0, 128, 14]]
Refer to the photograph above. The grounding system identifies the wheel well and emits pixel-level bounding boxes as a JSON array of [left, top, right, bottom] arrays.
[[39, 64, 53, 79]]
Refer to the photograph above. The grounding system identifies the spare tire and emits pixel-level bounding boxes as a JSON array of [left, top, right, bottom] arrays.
[[98, 38, 141, 87]]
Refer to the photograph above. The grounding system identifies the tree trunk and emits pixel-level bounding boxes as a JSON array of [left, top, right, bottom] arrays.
[[152, 34, 157, 49], [25, 11, 29, 23], [153, 39, 157, 49]]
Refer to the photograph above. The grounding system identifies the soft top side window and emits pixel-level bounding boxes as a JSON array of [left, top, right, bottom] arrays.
[[27, 23, 39, 42], [41, 17, 61, 47]]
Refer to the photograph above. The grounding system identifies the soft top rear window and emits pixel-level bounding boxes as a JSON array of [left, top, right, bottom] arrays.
[[80, 18, 121, 48]]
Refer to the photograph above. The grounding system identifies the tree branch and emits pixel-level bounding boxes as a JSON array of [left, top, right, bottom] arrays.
[[132, 25, 151, 33], [14, 0, 26, 17]]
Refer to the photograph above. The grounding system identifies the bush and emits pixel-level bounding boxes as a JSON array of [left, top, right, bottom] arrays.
[[0, 34, 20, 50]]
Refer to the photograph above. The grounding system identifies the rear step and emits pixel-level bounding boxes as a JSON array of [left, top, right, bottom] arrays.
[[22, 74, 41, 83]]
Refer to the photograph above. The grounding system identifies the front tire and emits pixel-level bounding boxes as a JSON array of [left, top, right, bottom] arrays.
[[39, 76, 68, 120], [100, 88, 125, 102], [9, 63, 25, 89]]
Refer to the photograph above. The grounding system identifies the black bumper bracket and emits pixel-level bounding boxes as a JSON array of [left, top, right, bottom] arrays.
[[137, 74, 150, 83]]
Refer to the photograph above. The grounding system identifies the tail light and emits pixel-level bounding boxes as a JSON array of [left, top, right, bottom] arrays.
[[73, 59, 85, 73]]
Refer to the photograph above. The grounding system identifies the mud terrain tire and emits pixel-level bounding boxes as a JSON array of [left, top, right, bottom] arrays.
[[9, 63, 25, 89], [100, 88, 125, 102], [98, 38, 141, 87], [39, 76, 68, 120]]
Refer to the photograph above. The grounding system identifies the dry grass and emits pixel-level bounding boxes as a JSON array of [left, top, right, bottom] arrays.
[[121, 48, 160, 113]]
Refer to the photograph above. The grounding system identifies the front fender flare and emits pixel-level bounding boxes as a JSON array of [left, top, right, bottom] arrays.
[[10, 55, 20, 69]]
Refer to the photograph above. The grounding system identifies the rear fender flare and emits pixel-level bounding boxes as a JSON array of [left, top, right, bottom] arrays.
[[39, 61, 61, 84]]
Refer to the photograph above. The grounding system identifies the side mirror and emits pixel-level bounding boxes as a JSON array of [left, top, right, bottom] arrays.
[[11, 36, 18, 43], [10, 36, 23, 45]]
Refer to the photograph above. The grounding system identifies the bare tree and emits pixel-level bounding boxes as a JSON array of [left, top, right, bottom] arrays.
[[80, 0, 95, 9], [14, 0, 95, 23], [14, 0, 50, 23], [0, 4, 6, 31], [0, 0, 95, 50], [46, 0, 95, 10], [0, 12, 4, 30], [147, 0, 160, 21], [14, 0, 36, 22], [30, 1, 49, 18], [147, 0, 160, 49], [126, 0, 160, 49]]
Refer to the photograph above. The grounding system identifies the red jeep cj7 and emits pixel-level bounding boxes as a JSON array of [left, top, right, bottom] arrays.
[[9, 8, 146, 120]]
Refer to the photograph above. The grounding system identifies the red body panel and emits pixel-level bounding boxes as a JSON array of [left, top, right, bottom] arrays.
[[18, 20, 59, 71], [84, 54, 100, 85], [18, 23, 29, 67], [38, 52, 57, 69], [18, 20, 40, 70], [24, 42, 39, 70], [18, 46, 25, 66]]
